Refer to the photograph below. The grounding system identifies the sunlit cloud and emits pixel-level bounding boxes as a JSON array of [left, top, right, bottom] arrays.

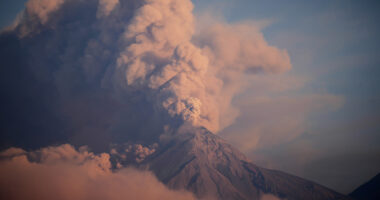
[[0, 144, 195, 200]]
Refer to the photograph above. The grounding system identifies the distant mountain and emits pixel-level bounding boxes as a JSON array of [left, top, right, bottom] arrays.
[[136, 127, 351, 200], [350, 173, 380, 200]]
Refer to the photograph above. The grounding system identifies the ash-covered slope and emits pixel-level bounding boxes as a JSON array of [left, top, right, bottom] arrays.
[[142, 127, 351, 200], [349, 173, 380, 200]]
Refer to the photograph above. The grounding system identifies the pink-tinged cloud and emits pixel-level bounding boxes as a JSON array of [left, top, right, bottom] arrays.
[[221, 73, 344, 152], [6, 0, 293, 136], [0, 144, 195, 200], [213, 69, 346, 193], [25, 0, 65, 24], [97, 0, 119, 18], [112, 0, 292, 133], [198, 22, 292, 74]]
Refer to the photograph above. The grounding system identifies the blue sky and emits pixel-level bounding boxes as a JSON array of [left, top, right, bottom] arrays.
[[193, 0, 380, 193], [1, 0, 379, 194], [0, 0, 26, 28]]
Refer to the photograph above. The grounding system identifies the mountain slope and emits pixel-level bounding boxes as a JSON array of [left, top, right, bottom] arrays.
[[349, 173, 380, 200], [142, 127, 351, 200]]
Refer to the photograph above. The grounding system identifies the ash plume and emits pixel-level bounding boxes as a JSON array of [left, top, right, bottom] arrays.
[[0, 0, 291, 150]]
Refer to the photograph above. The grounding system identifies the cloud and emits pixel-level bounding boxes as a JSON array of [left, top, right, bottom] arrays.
[[97, 0, 119, 18], [0, 144, 195, 200], [25, 0, 65, 24], [110, 143, 158, 165], [197, 22, 291, 74], [220, 74, 344, 152], [114, 0, 292, 132], [0, 0, 292, 151]]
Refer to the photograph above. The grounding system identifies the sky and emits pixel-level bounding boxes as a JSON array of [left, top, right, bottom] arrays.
[[0, 0, 379, 195], [192, 0, 380, 193]]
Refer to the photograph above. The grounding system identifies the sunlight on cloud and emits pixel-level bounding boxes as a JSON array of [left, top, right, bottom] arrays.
[[0, 144, 195, 200]]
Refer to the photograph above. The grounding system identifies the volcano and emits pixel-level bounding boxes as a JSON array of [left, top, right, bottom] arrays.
[[119, 127, 351, 200], [350, 173, 380, 200]]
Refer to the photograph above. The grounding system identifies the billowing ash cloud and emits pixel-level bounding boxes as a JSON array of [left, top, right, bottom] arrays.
[[0, 0, 291, 150], [112, 0, 291, 132], [0, 145, 195, 200], [110, 142, 158, 165]]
